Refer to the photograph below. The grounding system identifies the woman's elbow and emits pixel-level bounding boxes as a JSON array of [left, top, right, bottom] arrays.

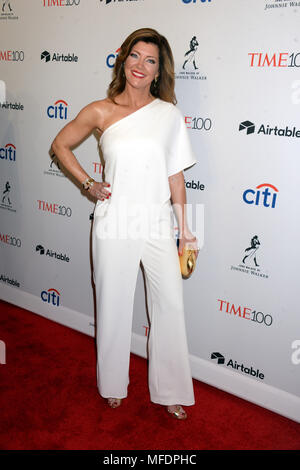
[[51, 137, 65, 156], [51, 137, 58, 155]]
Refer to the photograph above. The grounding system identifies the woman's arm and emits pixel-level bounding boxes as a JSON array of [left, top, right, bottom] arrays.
[[51, 103, 101, 183], [51, 101, 111, 200], [169, 171, 198, 256], [51, 101, 102, 185]]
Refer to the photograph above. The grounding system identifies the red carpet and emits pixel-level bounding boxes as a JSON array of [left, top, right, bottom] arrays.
[[0, 299, 299, 450]]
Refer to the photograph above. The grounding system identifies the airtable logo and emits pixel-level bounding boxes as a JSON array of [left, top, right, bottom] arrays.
[[36, 244, 70, 263], [185, 179, 205, 191], [239, 120, 300, 138], [0, 143, 16, 161], [41, 50, 78, 63], [1, 101, 24, 110], [211, 352, 224, 364], [211, 352, 265, 380], [41, 51, 50, 62], [47, 100, 68, 119], [243, 183, 279, 209], [239, 121, 255, 135], [0, 274, 20, 288]]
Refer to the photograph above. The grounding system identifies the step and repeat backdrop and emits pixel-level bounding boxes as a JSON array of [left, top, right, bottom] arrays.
[[1, 0, 300, 422]]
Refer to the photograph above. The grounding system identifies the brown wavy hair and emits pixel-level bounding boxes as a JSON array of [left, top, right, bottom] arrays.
[[107, 28, 177, 105]]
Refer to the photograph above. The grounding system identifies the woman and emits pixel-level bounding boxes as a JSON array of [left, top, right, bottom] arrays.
[[51, 28, 198, 420]]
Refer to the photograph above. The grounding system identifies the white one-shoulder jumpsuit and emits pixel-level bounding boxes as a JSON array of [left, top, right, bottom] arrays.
[[92, 98, 197, 406]]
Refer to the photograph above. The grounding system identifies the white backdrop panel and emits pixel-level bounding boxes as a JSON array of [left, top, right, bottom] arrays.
[[0, 0, 299, 422]]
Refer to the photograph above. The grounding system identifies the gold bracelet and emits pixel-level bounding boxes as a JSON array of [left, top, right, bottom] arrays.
[[82, 177, 95, 190]]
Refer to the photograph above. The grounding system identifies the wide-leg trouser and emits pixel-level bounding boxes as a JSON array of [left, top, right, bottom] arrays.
[[92, 199, 195, 406]]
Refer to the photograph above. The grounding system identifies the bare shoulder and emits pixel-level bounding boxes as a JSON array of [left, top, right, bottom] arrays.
[[87, 98, 117, 133], [90, 98, 113, 112], [80, 99, 109, 118], [75, 99, 112, 132]]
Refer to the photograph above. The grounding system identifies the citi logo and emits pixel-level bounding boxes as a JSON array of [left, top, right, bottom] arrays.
[[211, 352, 265, 380], [36, 244, 70, 262], [243, 183, 279, 209], [106, 47, 120, 68], [41, 50, 78, 63], [41, 288, 61, 307], [0, 143, 16, 161], [47, 100, 68, 119]]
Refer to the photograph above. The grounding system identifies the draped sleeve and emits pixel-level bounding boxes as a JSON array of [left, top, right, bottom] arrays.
[[166, 109, 197, 177]]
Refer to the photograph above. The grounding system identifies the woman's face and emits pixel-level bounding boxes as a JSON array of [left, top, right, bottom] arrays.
[[124, 41, 160, 93]]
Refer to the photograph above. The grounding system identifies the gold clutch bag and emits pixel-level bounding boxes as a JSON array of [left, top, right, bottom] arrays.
[[179, 245, 198, 279]]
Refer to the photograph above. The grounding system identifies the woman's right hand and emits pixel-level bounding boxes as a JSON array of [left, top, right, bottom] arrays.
[[88, 181, 111, 201]]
